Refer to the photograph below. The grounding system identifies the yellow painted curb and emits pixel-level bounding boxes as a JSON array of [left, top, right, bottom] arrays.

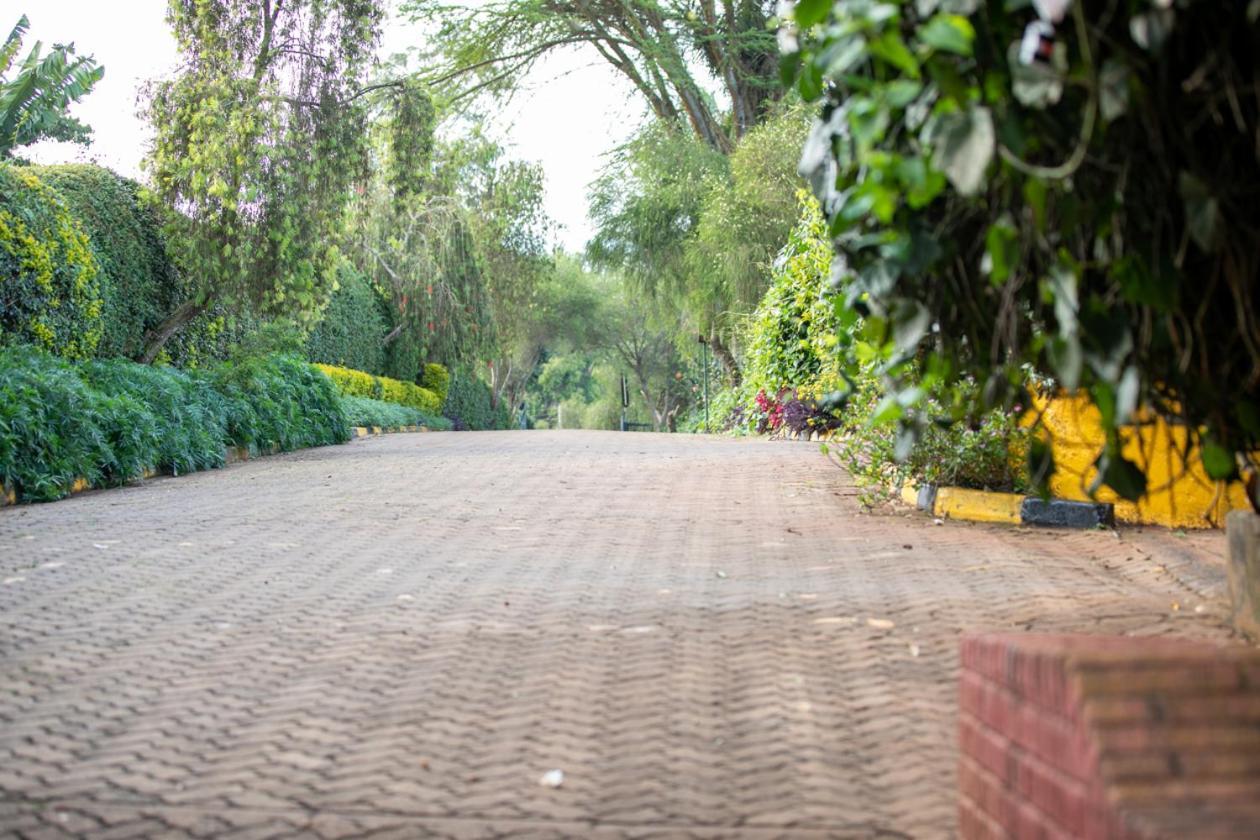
[[899, 484, 920, 507], [70, 477, 91, 494], [934, 487, 1023, 525]]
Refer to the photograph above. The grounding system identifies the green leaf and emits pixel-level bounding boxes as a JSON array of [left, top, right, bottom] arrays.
[[1201, 440, 1237, 481], [1098, 59, 1130, 122], [798, 58, 825, 100], [884, 79, 923, 108], [930, 106, 995, 196], [869, 30, 920, 78], [793, 0, 832, 28], [1008, 41, 1066, 108], [983, 215, 1017, 285], [917, 13, 975, 57]]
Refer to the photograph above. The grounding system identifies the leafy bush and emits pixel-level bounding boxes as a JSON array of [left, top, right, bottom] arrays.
[[340, 395, 452, 431], [420, 362, 451, 403], [0, 166, 102, 358], [0, 346, 348, 502], [209, 355, 348, 454], [81, 358, 228, 477], [33, 164, 183, 360], [314, 362, 442, 414], [787, 1, 1260, 505], [833, 371, 1030, 502], [740, 193, 853, 406], [306, 264, 388, 374], [379, 375, 441, 415], [442, 368, 508, 431], [314, 362, 380, 399]]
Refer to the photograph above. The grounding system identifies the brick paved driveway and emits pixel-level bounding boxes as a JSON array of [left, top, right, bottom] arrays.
[[0, 431, 1242, 838]]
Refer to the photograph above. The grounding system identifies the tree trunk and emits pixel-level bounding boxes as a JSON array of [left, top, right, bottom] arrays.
[[710, 332, 741, 386], [140, 298, 206, 364]]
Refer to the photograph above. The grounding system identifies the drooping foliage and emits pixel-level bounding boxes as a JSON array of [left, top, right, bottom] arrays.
[[345, 83, 552, 389], [143, 0, 385, 361], [403, 0, 781, 151], [786, 0, 1260, 505], [0, 165, 102, 358], [588, 106, 811, 382], [0, 15, 104, 157]]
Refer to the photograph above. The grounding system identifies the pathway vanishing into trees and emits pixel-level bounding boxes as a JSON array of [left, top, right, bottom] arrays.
[[0, 431, 1240, 837]]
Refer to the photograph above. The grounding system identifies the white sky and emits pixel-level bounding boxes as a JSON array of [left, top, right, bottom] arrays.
[[10, 0, 644, 251]]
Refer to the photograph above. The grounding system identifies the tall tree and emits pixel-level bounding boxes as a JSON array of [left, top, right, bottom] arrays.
[[0, 15, 103, 158], [588, 105, 810, 383], [141, 0, 384, 362], [401, 0, 781, 151]]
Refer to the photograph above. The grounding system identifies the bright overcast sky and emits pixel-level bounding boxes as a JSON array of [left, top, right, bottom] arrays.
[[12, 0, 645, 252]]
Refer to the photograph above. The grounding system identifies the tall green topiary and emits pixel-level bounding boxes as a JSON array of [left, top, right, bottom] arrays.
[[34, 164, 182, 359], [0, 165, 102, 358]]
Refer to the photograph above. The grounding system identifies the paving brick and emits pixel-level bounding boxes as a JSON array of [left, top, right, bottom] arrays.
[[0, 431, 1241, 837]]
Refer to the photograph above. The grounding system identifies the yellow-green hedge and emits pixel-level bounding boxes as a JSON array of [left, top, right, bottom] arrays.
[[314, 363, 443, 415]]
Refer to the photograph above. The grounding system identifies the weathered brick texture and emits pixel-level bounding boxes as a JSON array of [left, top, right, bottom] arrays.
[[959, 634, 1260, 839]]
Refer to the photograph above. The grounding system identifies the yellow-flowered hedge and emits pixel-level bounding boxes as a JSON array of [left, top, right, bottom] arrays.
[[314, 363, 443, 415]]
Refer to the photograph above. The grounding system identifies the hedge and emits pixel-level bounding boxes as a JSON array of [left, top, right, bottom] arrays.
[[341, 395, 452, 431], [0, 346, 348, 502], [314, 362, 443, 415], [33, 164, 184, 360], [442, 368, 509, 431], [0, 166, 103, 359], [305, 264, 388, 374], [421, 362, 451, 403]]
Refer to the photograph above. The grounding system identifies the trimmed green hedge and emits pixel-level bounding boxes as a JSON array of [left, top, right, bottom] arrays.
[[0, 347, 348, 502], [442, 368, 509, 431], [341, 395, 452, 431], [314, 362, 444, 415], [0, 166, 103, 359], [33, 165, 183, 360], [306, 264, 388, 374], [421, 362, 451, 403]]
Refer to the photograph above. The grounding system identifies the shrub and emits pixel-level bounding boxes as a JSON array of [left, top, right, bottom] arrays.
[[0, 347, 107, 499], [0, 166, 102, 358], [340, 395, 452, 431], [209, 355, 348, 454], [833, 372, 1030, 502], [33, 164, 182, 360], [306, 264, 388, 374], [314, 362, 442, 414], [442, 368, 508, 431], [788, 2, 1260, 506], [81, 358, 228, 477], [420, 362, 451, 403], [0, 346, 348, 502]]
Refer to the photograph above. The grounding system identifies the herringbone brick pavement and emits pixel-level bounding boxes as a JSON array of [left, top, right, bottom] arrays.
[[0, 431, 1243, 838]]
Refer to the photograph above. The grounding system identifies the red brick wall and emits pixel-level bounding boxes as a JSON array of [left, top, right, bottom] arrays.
[[958, 634, 1260, 839]]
